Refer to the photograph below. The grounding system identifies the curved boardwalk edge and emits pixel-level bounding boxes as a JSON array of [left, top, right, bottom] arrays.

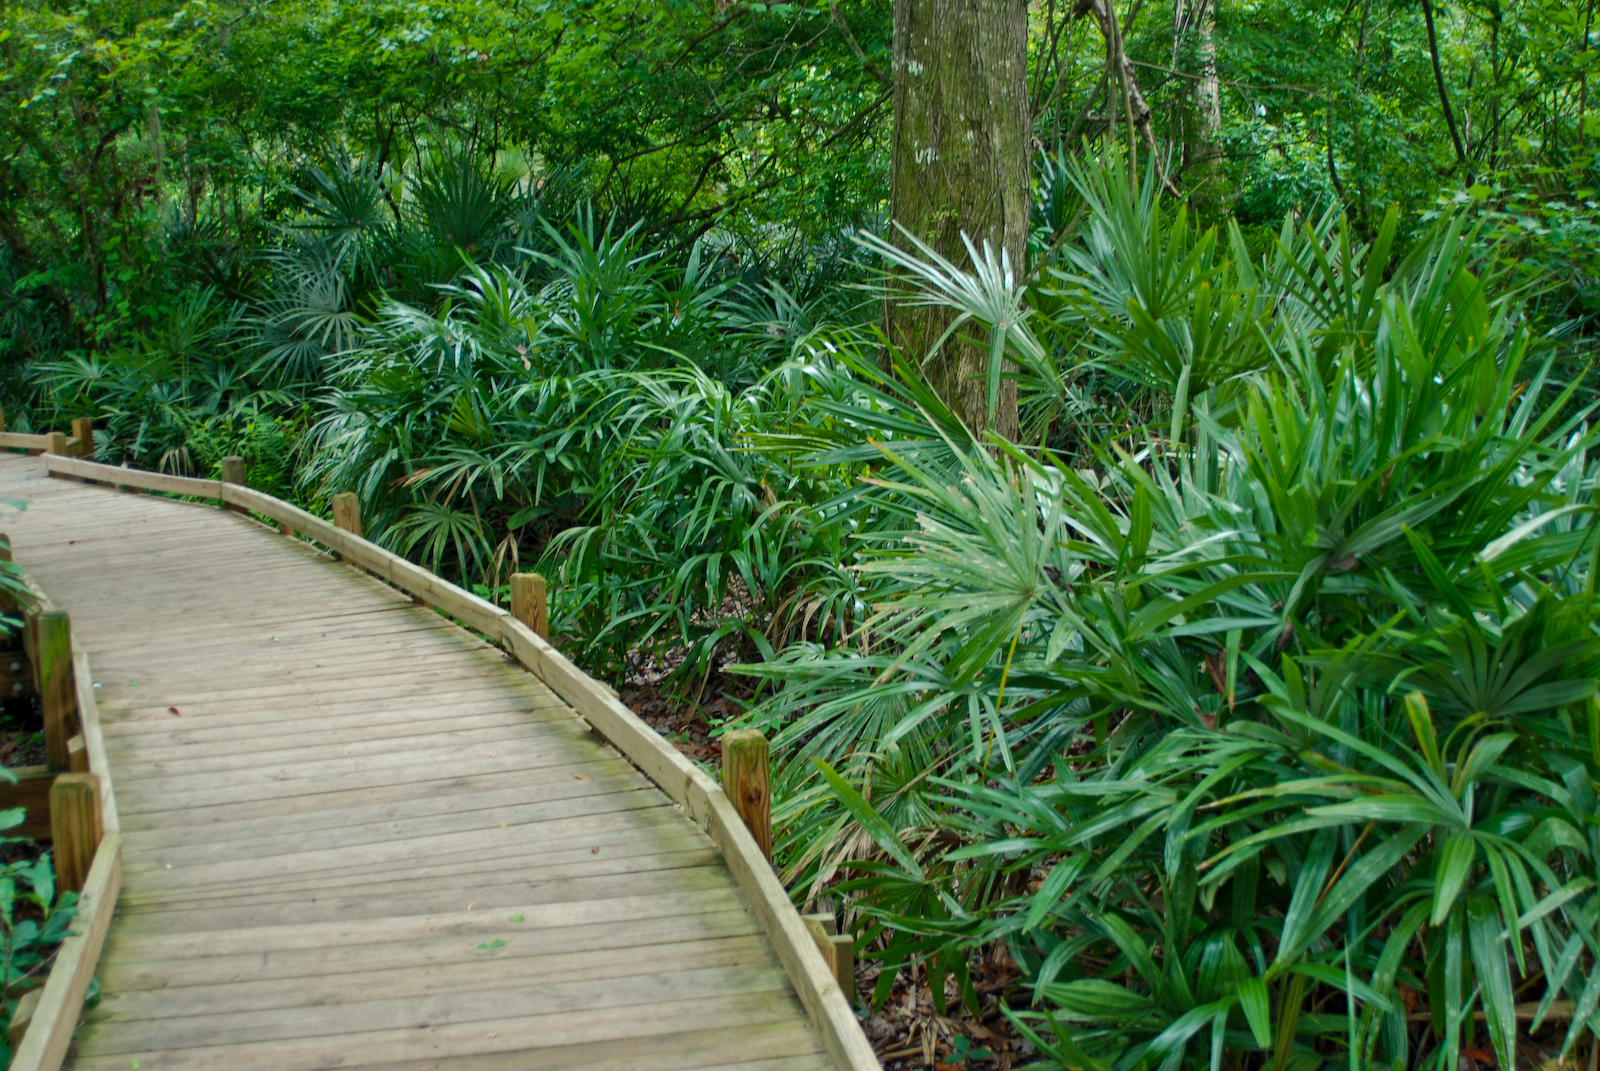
[[37, 451, 878, 1071], [11, 579, 124, 1071]]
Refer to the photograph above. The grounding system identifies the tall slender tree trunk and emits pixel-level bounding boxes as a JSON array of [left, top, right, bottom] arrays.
[[1173, 0, 1222, 200], [888, 0, 1029, 439], [1421, 0, 1470, 179]]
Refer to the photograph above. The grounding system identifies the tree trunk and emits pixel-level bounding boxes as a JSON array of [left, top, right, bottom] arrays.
[[1421, 0, 1470, 179], [1173, 0, 1222, 199], [888, 0, 1029, 440]]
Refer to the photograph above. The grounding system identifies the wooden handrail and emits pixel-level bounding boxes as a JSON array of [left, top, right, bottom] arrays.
[[0, 432, 87, 457], [8, 578, 123, 1071], [38, 452, 878, 1071]]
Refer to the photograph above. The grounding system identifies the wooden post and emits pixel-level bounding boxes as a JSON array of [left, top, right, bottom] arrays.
[[43, 432, 67, 459], [0, 532, 11, 562], [67, 734, 88, 774], [802, 912, 856, 997], [34, 611, 74, 771], [510, 573, 549, 640], [49, 772, 101, 893], [221, 456, 246, 513], [69, 418, 93, 458], [721, 729, 773, 863], [331, 493, 362, 538]]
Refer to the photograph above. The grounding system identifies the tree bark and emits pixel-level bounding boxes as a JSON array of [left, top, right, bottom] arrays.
[[888, 0, 1029, 439], [1172, 0, 1222, 199]]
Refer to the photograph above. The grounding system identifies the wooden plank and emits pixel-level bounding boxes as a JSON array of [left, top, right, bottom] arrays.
[[98, 930, 770, 1011], [0, 432, 50, 452], [102, 697, 569, 749], [496, 619, 879, 1071], [70, 418, 94, 458], [258, 1024, 829, 1071], [41, 454, 222, 499], [90, 934, 779, 1020], [109, 720, 590, 782], [332, 491, 362, 537], [510, 572, 548, 639], [7, 833, 122, 1071], [122, 806, 693, 893], [222, 484, 509, 636], [99, 888, 746, 962], [109, 758, 640, 823], [120, 772, 653, 849], [34, 610, 74, 770], [123, 815, 684, 891], [4, 454, 872, 1071], [0, 766, 57, 839], [117, 841, 721, 918], [702, 790, 878, 1071], [501, 619, 714, 818], [108, 853, 731, 932], [82, 962, 796, 1050], [106, 706, 570, 759], [50, 772, 102, 892], [77, 971, 803, 1053], [73, 644, 120, 835], [723, 728, 773, 861], [69, 988, 812, 1070]]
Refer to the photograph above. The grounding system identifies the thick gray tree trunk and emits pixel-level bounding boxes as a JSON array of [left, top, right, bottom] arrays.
[[888, 0, 1029, 440]]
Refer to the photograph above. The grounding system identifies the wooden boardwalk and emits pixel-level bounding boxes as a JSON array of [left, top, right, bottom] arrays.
[[0, 455, 844, 1071]]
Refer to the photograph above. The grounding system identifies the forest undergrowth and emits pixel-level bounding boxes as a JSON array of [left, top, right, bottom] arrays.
[[14, 145, 1600, 1071]]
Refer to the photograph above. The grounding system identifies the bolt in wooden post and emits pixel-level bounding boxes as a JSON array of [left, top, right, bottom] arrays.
[[332, 492, 362, 538], [50, 772, 101, 893], [70, 417, 94, 458], [34, 611, 75, 771], [510, 573, 549, 640], [721, 729, 772, 863]]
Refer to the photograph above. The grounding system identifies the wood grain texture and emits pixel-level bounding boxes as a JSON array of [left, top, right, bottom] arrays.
[[7, 834, 122, 1071], [0, 454, 862, 1071], [49, 772, 102, 893]]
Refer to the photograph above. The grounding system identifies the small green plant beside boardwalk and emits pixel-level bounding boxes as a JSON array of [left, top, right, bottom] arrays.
[[0, 534, 95, 1064]]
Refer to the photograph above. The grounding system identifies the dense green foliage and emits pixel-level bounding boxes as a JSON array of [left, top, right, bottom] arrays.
[[754, 162, 1600, 1071], [0, 820, 77, 1065], [4, 0, 1600, 1068]]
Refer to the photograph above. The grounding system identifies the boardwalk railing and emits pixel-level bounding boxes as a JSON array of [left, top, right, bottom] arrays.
[[0, 415, 95, 460], [6, 574, 123, 1071], [37, 450, 879, 1071]]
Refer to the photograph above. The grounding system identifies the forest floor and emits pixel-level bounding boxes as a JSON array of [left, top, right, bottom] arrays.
[[0, 696, 47, 769], [620, 668, 1034, 1071]]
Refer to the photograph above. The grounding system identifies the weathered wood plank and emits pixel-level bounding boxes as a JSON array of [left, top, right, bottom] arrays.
[[70, 989, 815, 1070], [42, 454, 222, 498], [7, 834, 122, 1071], [0, 455, 861, 1071], [0, 766, 57, 839]]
